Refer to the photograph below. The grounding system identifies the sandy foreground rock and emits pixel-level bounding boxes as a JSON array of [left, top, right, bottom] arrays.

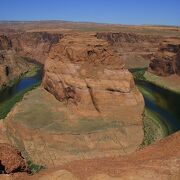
[[31, 131, 179, 180], [2, 85, 143, 168], [1, 131, 177, 180]]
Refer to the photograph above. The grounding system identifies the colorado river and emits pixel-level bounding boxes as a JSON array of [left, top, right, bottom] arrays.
[[0, 69, 42, 105], [136, 79, 180, 135], [0, 67, 180, 136], [0, 68, 42, 119]]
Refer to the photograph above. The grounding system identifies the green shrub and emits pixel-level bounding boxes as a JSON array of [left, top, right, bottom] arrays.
[[129, 68, 147, 80], [27, 160, 45, 174]]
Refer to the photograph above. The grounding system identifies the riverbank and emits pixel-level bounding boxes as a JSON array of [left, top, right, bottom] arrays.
[[0, 64, 42, 119], [130, 68, 180, 94], [0, 62, 40, 93], [130, 68, 180, 147], [0, 82, 40, 119], [141, 108, 168, 147], [144, 71, 180, 94]]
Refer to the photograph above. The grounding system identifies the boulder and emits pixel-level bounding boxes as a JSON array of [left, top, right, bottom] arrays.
[[0, 143, 28, 174]]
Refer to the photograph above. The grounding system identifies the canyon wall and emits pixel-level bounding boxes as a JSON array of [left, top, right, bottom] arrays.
[[149, 42, 180, 76], [96, 32, 162, 68], [10, 32, 63, 64], [0, 32, 63, 89], [0, 35, 32, 88]]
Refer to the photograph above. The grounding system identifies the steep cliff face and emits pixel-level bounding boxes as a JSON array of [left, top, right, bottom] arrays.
[[96, 32, 162, 68], [0, 35, 34, 88], [96, 32, 161, 45], [149, 42, 180, 76], [10, 32, 63, 64], [43, 33, 143, 124], [0, 34, 12, 50], [0, 32, 63, 89]]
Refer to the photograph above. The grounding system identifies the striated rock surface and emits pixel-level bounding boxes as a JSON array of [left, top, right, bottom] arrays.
[[0, 143, 28, 174], [43, 33, 144, 127], [0, 131, 178, 179], [0, 31, 62, 89], [96, 32, 161, 45], [10, 32, 63, 64], [60, 131, 180, 180], [0, 35, 35, 88], [96, 32, 162, 68], [15, 131, 179, 180], [149, 42, 180, 76], [0, 34, 12, 50], [43, 33, 143, 113]]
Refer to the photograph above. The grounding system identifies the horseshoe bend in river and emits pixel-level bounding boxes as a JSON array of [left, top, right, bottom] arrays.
[[0, 68, 180, 136]]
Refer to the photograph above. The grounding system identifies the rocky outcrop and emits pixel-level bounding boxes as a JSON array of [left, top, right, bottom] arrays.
[[23, 33, 146, 166], [96, 32, 161, 45], [43, 33, 143, 125], [149, 42, 180, 76], [0, 143, 28, 174], [0, 35, 35, 89], [60, 131, 180, 180], [10, 32, 63, 64], [96, 32, 162, 68]]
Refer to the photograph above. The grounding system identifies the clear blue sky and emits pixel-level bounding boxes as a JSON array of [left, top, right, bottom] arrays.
[[0, 0, 180, 26]]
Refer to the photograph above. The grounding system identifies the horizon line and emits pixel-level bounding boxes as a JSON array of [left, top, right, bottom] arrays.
[[0, 19, 179, 27]]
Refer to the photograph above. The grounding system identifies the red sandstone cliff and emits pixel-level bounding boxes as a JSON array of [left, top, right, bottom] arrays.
[[0, 35, 34, 88], [10, 32, 63, 64], [149, 42, 180, 76]]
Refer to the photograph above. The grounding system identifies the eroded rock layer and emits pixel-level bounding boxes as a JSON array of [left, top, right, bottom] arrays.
[[0, 35, 34, 88], [10, 32, 63, 64], [60, 131, 180, 180], [149, 42, 180, 76], [43, 33, 144, 125], [96, 32, 162, 68]]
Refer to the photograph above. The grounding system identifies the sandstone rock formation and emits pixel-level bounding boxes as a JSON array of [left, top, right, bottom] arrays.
[[96, 32, 161, 45], [0, 35, 35, 88], [43, 33, 143, 111], [149, 41, 180, 76], [14, 131, 178, 180], [0, 31, 63, 89], [61, 131, 180, 180], [0, 33, 144, 169], [0, 143, 28, 174], [96, 32, 162, 68], [0, 34, 12, 50], [43, 33, 144, 129], [10, 32, 63, 64]]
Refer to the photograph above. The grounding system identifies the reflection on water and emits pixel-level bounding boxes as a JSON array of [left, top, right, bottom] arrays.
[[136, 80, 180, 134], [0, 69, 42, 104]]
